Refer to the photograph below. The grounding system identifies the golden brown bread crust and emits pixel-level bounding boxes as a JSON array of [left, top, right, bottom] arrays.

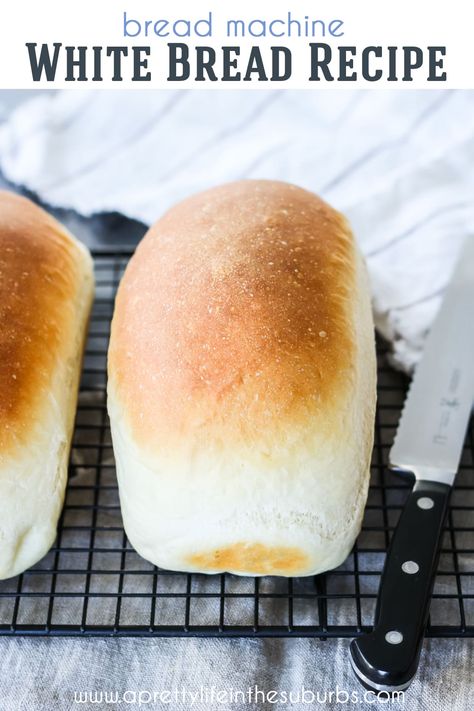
[[186, 542, 310, 575], [109, 180, 356, 454], [0, 191, 85, 452]]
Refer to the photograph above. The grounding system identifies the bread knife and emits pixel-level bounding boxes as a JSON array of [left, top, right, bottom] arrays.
[[350, 236, 474, 692]]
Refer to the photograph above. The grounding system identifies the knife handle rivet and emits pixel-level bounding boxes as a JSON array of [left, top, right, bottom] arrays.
[[402, 560, 419, 574], [417, 497, 434, 510], [385, 630, 404, 645]]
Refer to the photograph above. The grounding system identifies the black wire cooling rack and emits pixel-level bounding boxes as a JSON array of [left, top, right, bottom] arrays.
[[0, 248, 473, 639]]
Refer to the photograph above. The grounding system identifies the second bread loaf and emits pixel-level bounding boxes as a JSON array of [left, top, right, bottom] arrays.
[[0, 192, 94, 579]]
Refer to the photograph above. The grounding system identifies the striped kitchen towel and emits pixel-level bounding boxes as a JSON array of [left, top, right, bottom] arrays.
[[0, 89, 473, 372]]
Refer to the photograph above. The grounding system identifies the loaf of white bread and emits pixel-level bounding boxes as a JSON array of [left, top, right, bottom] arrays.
[[108, 180, 376, 576], [0, 192, 94, 580]]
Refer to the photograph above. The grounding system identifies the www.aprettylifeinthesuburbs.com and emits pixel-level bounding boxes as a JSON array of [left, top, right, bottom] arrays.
[[72, 685, 405, 705]]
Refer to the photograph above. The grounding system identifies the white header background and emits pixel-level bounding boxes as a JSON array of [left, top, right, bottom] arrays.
[[0, 0, 471, 88]]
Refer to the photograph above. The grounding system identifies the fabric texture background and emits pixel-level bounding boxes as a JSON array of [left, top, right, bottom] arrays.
[[1, 636, 473, 710], [0, 90, 473, 710], [0, 89, 473, 370]]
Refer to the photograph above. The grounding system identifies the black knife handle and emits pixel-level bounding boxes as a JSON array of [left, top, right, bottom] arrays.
[[350, 479, 451, 692]]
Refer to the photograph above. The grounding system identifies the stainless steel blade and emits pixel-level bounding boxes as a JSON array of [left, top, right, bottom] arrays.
[[389, 237, 474, 486]]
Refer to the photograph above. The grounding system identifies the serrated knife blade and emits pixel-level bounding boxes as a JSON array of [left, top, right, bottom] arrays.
[[350, 236, 474, 693], [389, 237, 474, 486]]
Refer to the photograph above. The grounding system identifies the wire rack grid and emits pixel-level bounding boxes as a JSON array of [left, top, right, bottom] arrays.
[[0, 249, 473, 638]]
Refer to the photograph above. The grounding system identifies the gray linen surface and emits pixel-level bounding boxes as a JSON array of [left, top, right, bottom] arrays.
[[1, 636, 473, 710]]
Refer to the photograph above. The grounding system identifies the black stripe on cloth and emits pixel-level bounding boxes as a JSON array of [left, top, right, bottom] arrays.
[[392, 286, 445, 311], [38, 92, 188, 191], [153, 91, 284, 185], [366, 201, 467, 258], [318, 91, 455, 195], [238, 140, 291, 178]]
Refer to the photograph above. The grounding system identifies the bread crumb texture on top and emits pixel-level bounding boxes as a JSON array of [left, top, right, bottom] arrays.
[[109, 180, 357, 452]]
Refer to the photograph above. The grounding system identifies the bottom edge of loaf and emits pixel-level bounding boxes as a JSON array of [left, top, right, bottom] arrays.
[[124, 533, 359, 578], [0, 525, 57, 581]]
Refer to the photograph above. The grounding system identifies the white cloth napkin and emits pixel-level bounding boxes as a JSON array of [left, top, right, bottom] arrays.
[[0, 89, 473, 371]]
